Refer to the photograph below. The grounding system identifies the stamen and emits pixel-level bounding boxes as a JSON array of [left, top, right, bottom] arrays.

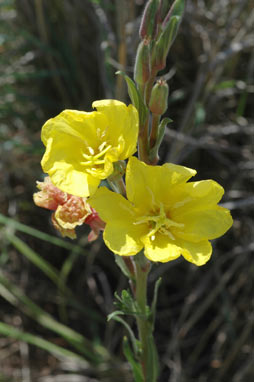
[[98, 142, 107, 151], [134, 204, 184, 243], [93, 144, 112, 160], [88, 146, 95, 155]]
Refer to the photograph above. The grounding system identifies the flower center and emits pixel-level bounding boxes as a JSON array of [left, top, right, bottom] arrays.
[[81, 141, 112, 167], [134, 203, 184, 241]]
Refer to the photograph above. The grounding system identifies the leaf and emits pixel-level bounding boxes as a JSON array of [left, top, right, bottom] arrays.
[[108, 311, 138, 356], [149, 117, 172, 161], [115, 255, 134, 280], [123, 337, 143, 382], [146, 333, 160, 382], [150, 277, 162, 328], [116, 71, 148, 126]]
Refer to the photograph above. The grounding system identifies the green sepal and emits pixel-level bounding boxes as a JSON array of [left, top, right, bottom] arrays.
[[123, 336, 143, 382], [116, 71, 148, 126]]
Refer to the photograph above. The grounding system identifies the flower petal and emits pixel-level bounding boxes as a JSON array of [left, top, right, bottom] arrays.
[[143, 233, 182, 263], [41, 109, 107, 149], [92, 100, 139, 159], [103, 222, 145, 256], [126, 157, 196, 211], [88, 186, 135, 222], [43, 154, 100, 197], [170, 180, 225, 214], [89, 186, 146, 256], [179, 239, 212, 266], [172, 206, 233, 242]]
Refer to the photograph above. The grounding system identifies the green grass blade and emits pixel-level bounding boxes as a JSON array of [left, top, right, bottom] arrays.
[[0, 213, 84, 253], [0, 321, 85, 362], [5, 231, 60, 285], [0, 272, 103, 363]]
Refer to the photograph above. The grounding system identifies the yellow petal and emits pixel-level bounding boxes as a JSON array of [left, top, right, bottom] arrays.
[[41, 109, 107, 149], [143, 233, 182, 263], [170, 180, 225, 215], [88, 187, 135, 222], [89, 187, 146, 256], [179, 239, 212, 266], [92, 100, 139, 159], [43, 158, 100, 197], [103, 222, 144, 256], [126, 157, 196, 211], [172, 206, 233, 242]]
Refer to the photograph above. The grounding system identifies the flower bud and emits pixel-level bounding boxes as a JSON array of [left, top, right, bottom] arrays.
[[157, 0, 171, 23], [163, 0, 185, 26], [152, 0, 185, 72], [134, 39, 151, 85], [139, 0, 160, 40], [149, 79, 169, 115]]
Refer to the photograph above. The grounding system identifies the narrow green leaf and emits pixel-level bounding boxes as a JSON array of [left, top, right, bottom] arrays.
[[116, 71, 148, 126], [123, 337, 143, 382], [115, 255, 134, 280], [149, 117, 172, 161], [151, 277, 162, 328], [108, 312, 138, 356], [146, 333, 160, 382], [116, 71, 139, 108]]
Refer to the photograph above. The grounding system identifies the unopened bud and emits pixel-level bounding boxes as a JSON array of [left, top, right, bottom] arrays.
[[139, 0, 160, 40], [163, 0, 185, 26], [149, 79, 169, 115], [158, 0, 171, 23], [152, 0, 185, 72], [134, 40, 151, 85]]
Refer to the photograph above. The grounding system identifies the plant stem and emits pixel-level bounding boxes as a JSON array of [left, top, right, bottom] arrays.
[[134, 254, 158, 382], [138, 116, 150, 164], [150, 113, 160, 149]]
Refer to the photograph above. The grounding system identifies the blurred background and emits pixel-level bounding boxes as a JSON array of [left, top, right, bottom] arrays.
[[0, 0, 253, 381]]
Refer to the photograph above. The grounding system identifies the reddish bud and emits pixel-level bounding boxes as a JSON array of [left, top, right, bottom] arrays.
[[139, 0, 160, 40]]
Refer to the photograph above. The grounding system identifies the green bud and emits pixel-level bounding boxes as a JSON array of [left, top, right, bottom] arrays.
[[152, 0, 185, 72], [149, 79, 169, 115], [163, 0, 185, 26], [139, 0, 160, 40], [134, 40, 151, 85], [158, 0, 171, 23]]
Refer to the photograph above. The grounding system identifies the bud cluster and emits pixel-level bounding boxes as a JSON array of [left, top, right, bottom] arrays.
[[134, 0, 185, 163], [135, 0, 185, 84]]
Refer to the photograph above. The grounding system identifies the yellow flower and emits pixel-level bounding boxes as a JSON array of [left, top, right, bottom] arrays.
[[89, 157, 233, 266], [41, 100, 139, 197]]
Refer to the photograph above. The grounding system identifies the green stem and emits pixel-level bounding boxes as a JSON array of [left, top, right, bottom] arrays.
[[145, 74, 156, 106], [138, 116, 150, 163], [107, 176, 126, 196], [134, 253, 158, 382], [150, 113, 160, 149]]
